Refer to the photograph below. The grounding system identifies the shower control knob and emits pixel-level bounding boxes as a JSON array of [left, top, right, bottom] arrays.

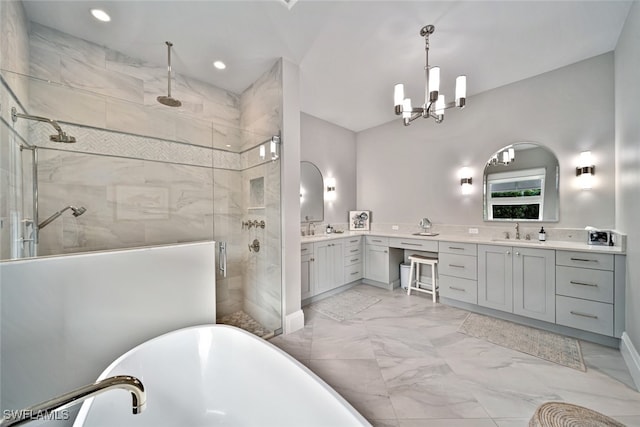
[[248, 239, 260, 253]]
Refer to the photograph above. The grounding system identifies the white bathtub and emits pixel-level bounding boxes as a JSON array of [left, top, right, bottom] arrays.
[[73, 325, 371, 427]]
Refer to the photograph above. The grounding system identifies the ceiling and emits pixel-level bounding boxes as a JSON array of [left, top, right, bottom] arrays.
[[21, 1, 632, 133]]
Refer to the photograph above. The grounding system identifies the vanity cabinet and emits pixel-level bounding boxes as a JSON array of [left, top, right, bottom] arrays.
[[301, 243, 314, 300], [344, 236, 363, 283], [478, 244, 555, 322], [364, 236, 403, 289], [438, 241, 478, 304], [314, 239, 344, 294], [555, 251, 621, 337]]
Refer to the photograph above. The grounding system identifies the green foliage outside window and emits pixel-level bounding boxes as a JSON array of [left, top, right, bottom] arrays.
[[492, 204, 540, 219], [491, 189, 542, 198]]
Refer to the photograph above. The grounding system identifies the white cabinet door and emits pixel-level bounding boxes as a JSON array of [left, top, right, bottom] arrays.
[[301, 252, 314, 300], [314, 240, 344, 294], [513, 247, 555, 322], [365, 244, 389, 283], [478, 244, 513, 313]]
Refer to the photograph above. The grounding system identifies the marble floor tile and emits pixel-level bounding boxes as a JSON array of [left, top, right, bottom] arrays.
[[309, 359, 396, 420], [378, 356, 491, 419], [399, 419, 498, 427], [286, 285, 640, 426]]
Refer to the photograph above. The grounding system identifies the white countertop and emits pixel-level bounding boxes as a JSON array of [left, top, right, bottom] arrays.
[[301, 230, 626, 254]]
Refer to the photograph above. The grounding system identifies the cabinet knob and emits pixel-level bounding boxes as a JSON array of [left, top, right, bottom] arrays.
[[506, 251, 511, 255], [384, 250, 388, 253], [516, 251, 520, 256]]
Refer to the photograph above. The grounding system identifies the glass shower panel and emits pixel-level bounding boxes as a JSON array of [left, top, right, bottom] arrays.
[[213, 126, 282, 338]]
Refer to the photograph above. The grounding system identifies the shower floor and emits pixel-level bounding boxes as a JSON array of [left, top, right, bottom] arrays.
[[217, 310, 274, 339]]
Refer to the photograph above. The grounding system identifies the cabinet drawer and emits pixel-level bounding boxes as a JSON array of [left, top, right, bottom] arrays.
[[556, 266, 613, 303], [345, 263, 363, 282], [439, 275, 477, 304], [344, 252, 363, 266], [556, 295, 613, 336], [366, 236, 388, 246], [439, 253, 477, 280], [439, 241, 477, 256], [345, 236, 363, 246], [345, 245, 362, 258], [556, 251, 613, 271], [389, 237, 438, 252], [301, 243, 313, 255]]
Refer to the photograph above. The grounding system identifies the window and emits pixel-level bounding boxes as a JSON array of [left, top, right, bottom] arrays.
[[486, 168, 545, 220]]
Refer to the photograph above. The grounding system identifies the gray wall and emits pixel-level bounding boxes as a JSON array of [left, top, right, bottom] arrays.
[[357, 53, 615, 229], [301, 112, 357, 226], [615, 0, 640, 375]]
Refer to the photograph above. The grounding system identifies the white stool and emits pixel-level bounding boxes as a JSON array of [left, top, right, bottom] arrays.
[[406, 254, 439, 302]]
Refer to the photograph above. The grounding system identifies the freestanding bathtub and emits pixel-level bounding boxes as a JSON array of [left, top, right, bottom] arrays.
[[73, 325, 371, 427]]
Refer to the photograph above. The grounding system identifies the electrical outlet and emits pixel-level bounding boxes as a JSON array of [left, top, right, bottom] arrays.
[[468, 228, 479, 234], [392, 225, 399, 230]]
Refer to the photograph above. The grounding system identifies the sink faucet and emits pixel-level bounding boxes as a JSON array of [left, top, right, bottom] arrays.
[[0, 375, 145, 426], [515, 222, 520, 240], [306, 221, 316, 236]]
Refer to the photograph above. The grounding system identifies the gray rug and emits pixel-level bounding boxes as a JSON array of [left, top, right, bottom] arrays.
[[458, 313, 586, 371], [309, 289, 381, 321]]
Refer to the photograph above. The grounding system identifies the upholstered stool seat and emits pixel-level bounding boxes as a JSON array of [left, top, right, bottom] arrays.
[[529, 402, 625, 427], [406, 254, 438, 302]]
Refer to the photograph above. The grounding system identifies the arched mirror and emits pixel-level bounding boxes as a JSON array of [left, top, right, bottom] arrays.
[[483, 142, 559, 222], [300, 161, 324, 222]]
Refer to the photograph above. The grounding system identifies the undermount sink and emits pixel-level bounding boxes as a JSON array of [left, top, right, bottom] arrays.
[[412, 232, 439, 237]]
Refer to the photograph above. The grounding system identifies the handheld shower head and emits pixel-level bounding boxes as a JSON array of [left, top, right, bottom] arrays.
[[72, 206, 87, 217], [38, 205, 87, 229]]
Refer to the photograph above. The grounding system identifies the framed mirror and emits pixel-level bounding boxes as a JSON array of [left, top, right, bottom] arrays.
[[300, 161, 324, 222], [483, 142, 559, 222]]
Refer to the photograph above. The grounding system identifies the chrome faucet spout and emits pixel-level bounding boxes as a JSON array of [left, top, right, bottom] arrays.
[[0, 375, 146, 426]]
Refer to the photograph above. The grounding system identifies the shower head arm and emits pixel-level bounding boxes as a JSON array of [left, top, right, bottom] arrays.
[[12, 107, 64, 134]]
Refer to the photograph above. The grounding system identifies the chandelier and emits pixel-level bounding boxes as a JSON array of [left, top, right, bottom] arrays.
[[394, 25, 467, 126]]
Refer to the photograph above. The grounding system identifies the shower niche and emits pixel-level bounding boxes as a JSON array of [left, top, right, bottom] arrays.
[[249, 177, 265, 210]]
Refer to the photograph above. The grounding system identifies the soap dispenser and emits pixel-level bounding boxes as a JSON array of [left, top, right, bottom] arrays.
[[326, 224, 333, 234], [538, 227, 546, 241]]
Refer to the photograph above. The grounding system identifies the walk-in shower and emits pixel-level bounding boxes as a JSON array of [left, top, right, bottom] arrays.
[[11, 107, 76, 143]]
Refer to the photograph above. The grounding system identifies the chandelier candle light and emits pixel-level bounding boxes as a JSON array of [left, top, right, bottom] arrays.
[[394, 25, 466, 126]]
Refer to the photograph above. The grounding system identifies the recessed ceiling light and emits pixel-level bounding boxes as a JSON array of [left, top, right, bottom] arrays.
[[213, 61, 226, 70], [90, 9, 111, 22]]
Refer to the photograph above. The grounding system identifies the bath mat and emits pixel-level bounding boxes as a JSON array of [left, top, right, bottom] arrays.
[[458, 313, 586, 371], [308, 289, 381, 322]]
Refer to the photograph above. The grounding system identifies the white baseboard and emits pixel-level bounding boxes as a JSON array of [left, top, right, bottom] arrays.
[[620, 332, 640, 391], [284, 310, 305, 334]]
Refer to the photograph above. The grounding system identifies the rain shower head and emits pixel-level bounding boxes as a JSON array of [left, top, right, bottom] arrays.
[[157, 41, 182, 107], [11, 107, 77, 143]]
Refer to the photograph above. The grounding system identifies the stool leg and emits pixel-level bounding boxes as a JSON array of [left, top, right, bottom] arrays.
[[416, 262, 421, 290], [431, 263, 436, 302], [407, 261, 414, 295]]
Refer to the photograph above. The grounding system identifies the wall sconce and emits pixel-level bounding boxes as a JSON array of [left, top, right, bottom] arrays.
[[576, 151, 595, 190], [459, 167, 472, 195], [325, 177, 336, 201]]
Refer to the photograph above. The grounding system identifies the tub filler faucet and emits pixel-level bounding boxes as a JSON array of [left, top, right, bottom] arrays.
[[0, 375, 146, 426]]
